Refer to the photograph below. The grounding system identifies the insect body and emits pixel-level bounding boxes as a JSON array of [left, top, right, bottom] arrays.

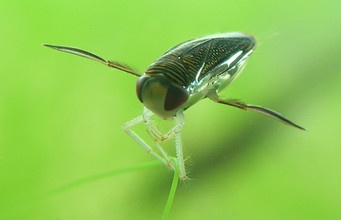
[[44, 32, 305, 180]]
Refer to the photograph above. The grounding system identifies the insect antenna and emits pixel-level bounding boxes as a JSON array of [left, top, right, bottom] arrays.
[[43, 44, 141, 77]]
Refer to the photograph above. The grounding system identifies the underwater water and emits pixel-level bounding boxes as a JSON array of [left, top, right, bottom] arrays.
[[1, 0, 341, 219]]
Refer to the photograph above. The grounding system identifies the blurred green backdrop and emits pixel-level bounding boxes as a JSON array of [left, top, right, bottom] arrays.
[[1, 0, 341, 219]]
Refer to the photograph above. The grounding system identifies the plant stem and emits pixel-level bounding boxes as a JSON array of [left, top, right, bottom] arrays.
[[162, 158, 180, 220]]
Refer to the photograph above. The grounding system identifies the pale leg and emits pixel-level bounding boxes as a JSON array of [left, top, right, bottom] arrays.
[[174, 110, 186, 179], [142, 108, 175, 170], [122, 114, 171, 167], [143, 108, 187, 179], [123, 107, 187, 179]]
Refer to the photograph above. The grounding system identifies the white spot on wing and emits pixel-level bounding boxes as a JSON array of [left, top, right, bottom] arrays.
[[195, 62, 206, 83], [225, 50, 243, 67]]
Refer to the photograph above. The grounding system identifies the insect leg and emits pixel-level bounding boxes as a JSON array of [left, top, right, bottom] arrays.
[[145, 119, 178, 142], [122, 115, 174, 169], [143, 108, 187, 179], [208, 91, 305, 130], [144, 117, 169, 142], [143, 109, 178, 143], [143, 113, 184, 143], [43, 44, 141, 77], [142, 108, 175, 169], [174, 110, 187, 180]]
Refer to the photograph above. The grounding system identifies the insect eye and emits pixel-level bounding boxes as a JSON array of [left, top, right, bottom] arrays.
[[164, 83, 189, 111], [136, 75, 149, 103]]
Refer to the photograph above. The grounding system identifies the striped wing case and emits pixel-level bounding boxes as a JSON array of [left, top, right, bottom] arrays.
[[145, 33, 256, 89]]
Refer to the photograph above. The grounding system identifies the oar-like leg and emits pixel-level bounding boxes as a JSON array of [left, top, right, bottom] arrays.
[[208, 90, 305, 130]]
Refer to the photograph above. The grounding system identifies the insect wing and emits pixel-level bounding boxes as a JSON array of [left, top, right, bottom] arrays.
[[146, 33, 255, 88]]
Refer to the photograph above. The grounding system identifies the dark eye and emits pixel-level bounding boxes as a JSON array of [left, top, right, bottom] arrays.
[[136, 75, 149, 103], [164, 83, 189, 111]]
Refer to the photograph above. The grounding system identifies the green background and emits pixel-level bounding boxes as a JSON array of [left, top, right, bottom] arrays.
[[1, 0, 341, 219]]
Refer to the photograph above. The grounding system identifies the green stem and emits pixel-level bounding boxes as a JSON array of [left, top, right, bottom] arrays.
[[162, 158, 180, 220]]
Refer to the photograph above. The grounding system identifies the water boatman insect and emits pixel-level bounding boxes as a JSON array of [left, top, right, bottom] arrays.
[[44, 32, 305, 180]]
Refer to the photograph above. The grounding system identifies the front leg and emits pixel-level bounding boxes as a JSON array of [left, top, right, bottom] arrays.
[[143, 108, 187, 180], [122, 112, 174, 170], [143, 108, 184, 143]]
